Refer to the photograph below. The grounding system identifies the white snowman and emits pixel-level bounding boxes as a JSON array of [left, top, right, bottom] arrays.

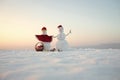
[[55, 25, 71, 51]]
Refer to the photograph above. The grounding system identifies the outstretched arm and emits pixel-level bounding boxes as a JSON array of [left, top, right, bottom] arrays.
[[66, 30, 71, 36], [52, 35, 57, 38]]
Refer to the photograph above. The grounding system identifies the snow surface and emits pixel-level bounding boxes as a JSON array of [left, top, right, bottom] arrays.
[[0, 49, 120, 80]]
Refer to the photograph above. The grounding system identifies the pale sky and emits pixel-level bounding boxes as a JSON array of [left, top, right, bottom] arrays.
[[0, 0, 120, 49]]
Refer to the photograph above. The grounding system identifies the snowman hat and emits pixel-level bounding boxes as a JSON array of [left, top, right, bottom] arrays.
[[58, 25, 64, 30], [57, 25, 62, 28], [41, 27, 47, 31]]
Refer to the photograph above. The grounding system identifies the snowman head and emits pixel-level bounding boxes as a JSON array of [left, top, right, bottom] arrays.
[[41, 27, 47, 35], [58, 25, 64, 33]]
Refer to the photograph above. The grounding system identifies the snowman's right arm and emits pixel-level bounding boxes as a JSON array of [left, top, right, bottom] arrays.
[[66, 30, 71, 36]]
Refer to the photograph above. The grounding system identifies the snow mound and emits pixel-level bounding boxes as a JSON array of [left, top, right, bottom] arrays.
[[0, 49, 120, 80]]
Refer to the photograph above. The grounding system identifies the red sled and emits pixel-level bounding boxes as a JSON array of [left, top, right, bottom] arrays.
[[35, 35, 52, 42]]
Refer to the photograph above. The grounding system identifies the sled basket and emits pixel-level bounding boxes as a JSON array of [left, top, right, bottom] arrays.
[[35, 42, 44, 51]]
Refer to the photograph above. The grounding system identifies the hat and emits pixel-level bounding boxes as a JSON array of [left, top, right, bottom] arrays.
[[57, 25, 62, 28], [41, 27, 47, 31]]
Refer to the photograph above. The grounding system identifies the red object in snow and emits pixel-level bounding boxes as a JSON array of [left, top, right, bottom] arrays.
[[41, 27, 47, 31], [35, 35, 52, 42]]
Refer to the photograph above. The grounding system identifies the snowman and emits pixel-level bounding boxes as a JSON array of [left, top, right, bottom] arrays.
[[35, 27, 52, 51], [55, 25, 71, 51], [41, 27, 51, 51]]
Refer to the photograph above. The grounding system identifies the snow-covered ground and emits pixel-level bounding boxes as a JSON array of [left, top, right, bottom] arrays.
[[0, 49, 120, 80]]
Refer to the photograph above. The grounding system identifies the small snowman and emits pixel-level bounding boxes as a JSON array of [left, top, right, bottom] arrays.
[[55, 25, 71, 51], [35, 27, 52, 51], [41, 27, 51, 51]]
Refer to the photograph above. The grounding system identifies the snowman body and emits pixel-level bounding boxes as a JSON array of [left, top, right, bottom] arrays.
[[41, 31, 51, 51], [56, 31, 69, 51], [42, 42, 51, 51], [40, 30, 51, 51]]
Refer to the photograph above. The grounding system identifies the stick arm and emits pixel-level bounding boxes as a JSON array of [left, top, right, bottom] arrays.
[[66, 30, 71, 36]]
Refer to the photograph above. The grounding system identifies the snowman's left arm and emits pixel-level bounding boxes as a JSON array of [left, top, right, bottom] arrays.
[[66, 30, 71, 36]]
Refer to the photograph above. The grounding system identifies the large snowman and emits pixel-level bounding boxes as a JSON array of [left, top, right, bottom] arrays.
[[55, 25, 71, 51]]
